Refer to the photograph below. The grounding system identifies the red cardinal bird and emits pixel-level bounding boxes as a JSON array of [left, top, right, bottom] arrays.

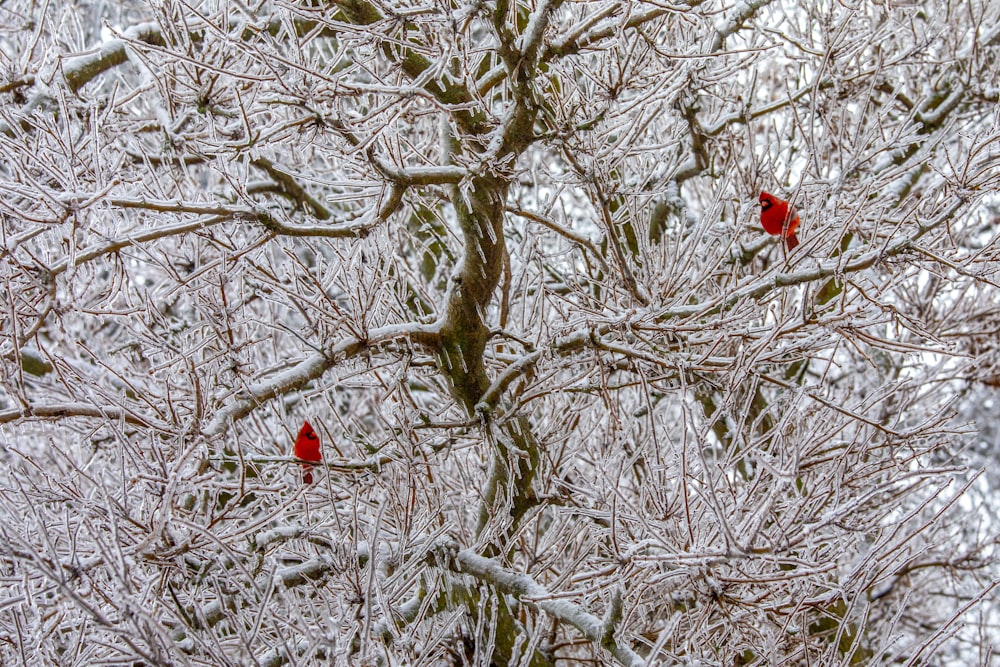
[[293, 420, 321, 484], [759, 191, 800, 250]]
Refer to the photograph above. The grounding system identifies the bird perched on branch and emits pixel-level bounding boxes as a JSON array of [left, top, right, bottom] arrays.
[[759, 191, 801, 250], [293, 420, 321, 485]]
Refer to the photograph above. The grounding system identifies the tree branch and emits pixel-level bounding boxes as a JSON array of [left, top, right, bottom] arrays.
[[0, 402, 167, 429], [62, 23, 165, 92], [202, 323, 440, 436], [434, 540, 644, 667]]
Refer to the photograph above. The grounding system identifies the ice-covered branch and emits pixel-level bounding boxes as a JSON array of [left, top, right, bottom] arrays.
[[373, 163, 469, 187], [507, 206, 609, 272], [331, 0, 489, 134], [251, 157, 332, 220], [62, 23, 164, 92], [0, 402, 167, 429], [475, 350, 542, 414], [710, 0, 770, 52], [202, 323, 440, 436], [44, 203, 369, 278], [436, 541, 644, 667], [517, 0, 562, 74], [545, 6, 669, 59]]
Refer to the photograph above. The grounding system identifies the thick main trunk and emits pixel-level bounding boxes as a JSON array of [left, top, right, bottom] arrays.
[[438, 176, 507, 414]]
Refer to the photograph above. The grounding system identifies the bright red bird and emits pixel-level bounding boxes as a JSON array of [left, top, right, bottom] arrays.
[[293, 420, 321, 485], [759, 191, 800, 250]]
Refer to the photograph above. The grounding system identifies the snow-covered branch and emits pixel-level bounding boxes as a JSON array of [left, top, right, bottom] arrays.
[[62, 23, 164, 92]]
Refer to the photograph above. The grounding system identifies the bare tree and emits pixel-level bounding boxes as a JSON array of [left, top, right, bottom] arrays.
[[2, 0, 999, 664]]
